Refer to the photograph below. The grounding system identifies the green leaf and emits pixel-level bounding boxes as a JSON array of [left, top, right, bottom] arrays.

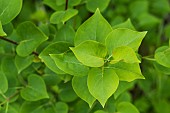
[[50, 9, 78, 24], [50, 52, 89, 76], [86, 0, 110, 12], [20, 101, 46, 113], [112, 19, 135, 30], [21, 74, 49, 101], [70, 40, 107, 67], [55, 102, 68, 113], [0, 71, 8, 93], [155, 46, 170, 68], [16, 21, 48, 57], [0, 21, 6, 36], [114, 81, 134, 99], [55, 25, 75, 44], [106, 28, 147, 55], [107, 62, 144, 82], [117, 102, 140, 113], [87, 68, 119, 107], [111, 46, 140, 64], [74, 9, 112, 46], [68, 0, 81, 6], [72, 76, 96, 107], [58, 82, 78, 102], [0, 0, 22, 25], [15, 55, 34, 73], [94, 110, 108, 113], [39, 42, 72, 74]]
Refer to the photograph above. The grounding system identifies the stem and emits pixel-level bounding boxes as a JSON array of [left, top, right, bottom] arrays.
[[0, 36, 39, 56], [65, 0, 68, 10]]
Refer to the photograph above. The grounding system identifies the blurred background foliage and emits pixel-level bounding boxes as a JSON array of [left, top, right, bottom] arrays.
[[0, 0, 170, 113]]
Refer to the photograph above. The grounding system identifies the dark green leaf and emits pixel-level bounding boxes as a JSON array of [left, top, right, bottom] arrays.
[[72, 76, 96, 107], [21, 74, 49, 101]]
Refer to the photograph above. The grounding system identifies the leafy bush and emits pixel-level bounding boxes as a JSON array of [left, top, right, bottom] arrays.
[[0, 0, 170, 113]]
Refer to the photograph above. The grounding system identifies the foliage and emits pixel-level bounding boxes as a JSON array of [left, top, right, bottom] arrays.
[[0, 0, 170, 113]]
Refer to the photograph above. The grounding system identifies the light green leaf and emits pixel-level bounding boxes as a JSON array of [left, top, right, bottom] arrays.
[[15, 55, 34, 73], [74, 9, 112, 46], [117, 102, 140, 113], [88, 68, 119, 107], [55, 102, 68, 113], [111, 46, 140, 64], [70, 40, 107, 67], [16, 21, 48, 57], [94, 110, 108, 113], [50, 9, 78, 24], [39, 42, 72, 74], [0, 0, 22, 25], [86, 0, 110, 12], [155, 46, 170, 68], [21, 74, 49, 101], [72, 76, 96, 107], [50, 52, 89, 76], [0, 71, 8, 93], [112, 19, 135, 30], [0, 21, 6, 36], [106, 62, 144, 82], [106, 28, 147, 55], [69, 0, 81, 6]]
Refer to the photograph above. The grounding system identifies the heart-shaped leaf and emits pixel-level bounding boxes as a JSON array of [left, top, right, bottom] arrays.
[[21, 74, 49, 101], [106, 28, 147, 55], [116, 102, 139, 113], [74, 9, 112, 46], [87, 68, 119, 107], [16, 21, 48, 57], [71, 40, 107, 67]]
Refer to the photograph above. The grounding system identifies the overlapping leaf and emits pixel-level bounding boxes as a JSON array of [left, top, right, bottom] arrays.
[[71, 40, 107, 67]]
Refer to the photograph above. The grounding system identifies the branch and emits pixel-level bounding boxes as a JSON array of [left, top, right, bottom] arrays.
[[0, 36, 39, 56], [65, 0, 68, 10]]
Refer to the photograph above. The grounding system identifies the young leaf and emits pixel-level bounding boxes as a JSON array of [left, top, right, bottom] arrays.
[[107, 62, 144, 82], [155, 46, 170, 68], [39, 42, 72, 74], [68, 0, 81, 6], [86, 0, 110, 12], [0, 0, 22, 25], [0, 21, 6, 36], [16, 21, 48, 57], [106, 28, 147, 55], [21, 74, 49, 101], [55, 102, 68, 113], [14, 55, 34, 73], [50, 9, 78, 24], [116, 102, 140, 113], [0, 71, 8, 93], [50, 52, 89, 76], [111, 46, 140, 64], [74, 9, 112, 46], [87, 68, 119, 107], [70, 40, 107, 67], [72, 76, 96, 107]]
